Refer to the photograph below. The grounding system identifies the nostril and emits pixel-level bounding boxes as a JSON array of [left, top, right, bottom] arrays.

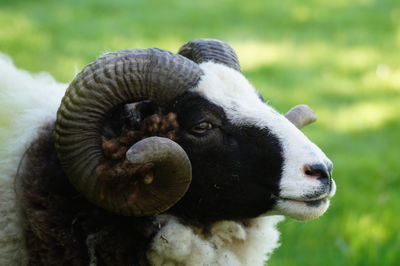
[[304, 163, 331, 180]]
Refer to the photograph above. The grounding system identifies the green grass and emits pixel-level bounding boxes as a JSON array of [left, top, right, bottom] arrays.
[[1, 0, 399, 265]]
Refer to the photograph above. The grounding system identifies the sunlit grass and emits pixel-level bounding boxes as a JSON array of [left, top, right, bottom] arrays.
[[318, 101, 400, 132], [1, 0, 399, 265]]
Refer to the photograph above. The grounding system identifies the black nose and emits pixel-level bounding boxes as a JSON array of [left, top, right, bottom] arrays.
[[304, 163, 332, 185]]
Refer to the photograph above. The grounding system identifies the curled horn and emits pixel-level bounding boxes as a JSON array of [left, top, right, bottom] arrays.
[[285, 104, 317, 129], [178, 38, 241, 71], [55, 48, 203, 216]]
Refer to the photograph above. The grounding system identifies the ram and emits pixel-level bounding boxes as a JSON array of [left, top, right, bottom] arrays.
[[0, 39, 336, 265]]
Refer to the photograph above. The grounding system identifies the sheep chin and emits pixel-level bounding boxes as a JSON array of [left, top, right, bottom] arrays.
[[273, 197, 331, 221]]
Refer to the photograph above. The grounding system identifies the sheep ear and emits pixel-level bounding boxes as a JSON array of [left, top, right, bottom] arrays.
[[102, 100, 161, 140], [125, 100, 161, 127], [285, 104, 317, 129]]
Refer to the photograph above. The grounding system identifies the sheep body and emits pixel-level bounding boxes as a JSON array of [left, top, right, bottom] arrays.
[[1, 37, 336, 264], [0, 54, 284, 265]]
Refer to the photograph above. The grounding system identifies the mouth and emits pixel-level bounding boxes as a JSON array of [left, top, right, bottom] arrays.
[[271, 192, 334, 221], [271, 178, 336, 221], [280, 194, 332, 207]]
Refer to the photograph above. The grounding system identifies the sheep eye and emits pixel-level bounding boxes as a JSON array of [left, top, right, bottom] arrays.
[[191, 122, 213, 134]]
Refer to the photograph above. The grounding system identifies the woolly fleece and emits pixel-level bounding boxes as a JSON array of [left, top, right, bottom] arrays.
[[147, 215, 283, 266], [0, 54, 67, 265]]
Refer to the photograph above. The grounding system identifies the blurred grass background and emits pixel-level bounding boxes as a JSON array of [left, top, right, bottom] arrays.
[[1, 0, 399, 265]]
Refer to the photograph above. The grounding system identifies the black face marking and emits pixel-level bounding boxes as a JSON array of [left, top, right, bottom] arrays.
[[98, 93, 285, 222], [165, 92, 284, 222]]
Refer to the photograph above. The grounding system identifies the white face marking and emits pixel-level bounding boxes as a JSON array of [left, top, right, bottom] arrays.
[[191, 62, 336, 221]]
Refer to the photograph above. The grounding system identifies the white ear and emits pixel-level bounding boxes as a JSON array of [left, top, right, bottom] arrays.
[[285, 104, 317, 129]]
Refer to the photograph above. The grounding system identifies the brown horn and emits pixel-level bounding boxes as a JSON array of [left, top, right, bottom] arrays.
[[285, 104, 317, 129], [178, 39, 241, 71], [55, 48, 203, 216]]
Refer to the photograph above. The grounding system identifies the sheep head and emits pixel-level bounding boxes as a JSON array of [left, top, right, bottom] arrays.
[[55, 39, 336, 221]]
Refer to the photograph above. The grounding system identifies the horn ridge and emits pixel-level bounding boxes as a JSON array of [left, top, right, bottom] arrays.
[[55, 48, 200, 216], [178, 38, 241, 71]]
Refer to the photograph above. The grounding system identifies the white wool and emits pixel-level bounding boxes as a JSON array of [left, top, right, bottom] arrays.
[[147, 215, 284, 266], [0, 54, 67, 265]]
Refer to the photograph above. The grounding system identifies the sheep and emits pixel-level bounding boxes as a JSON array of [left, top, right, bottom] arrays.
[[0, 39, 336, 265]]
